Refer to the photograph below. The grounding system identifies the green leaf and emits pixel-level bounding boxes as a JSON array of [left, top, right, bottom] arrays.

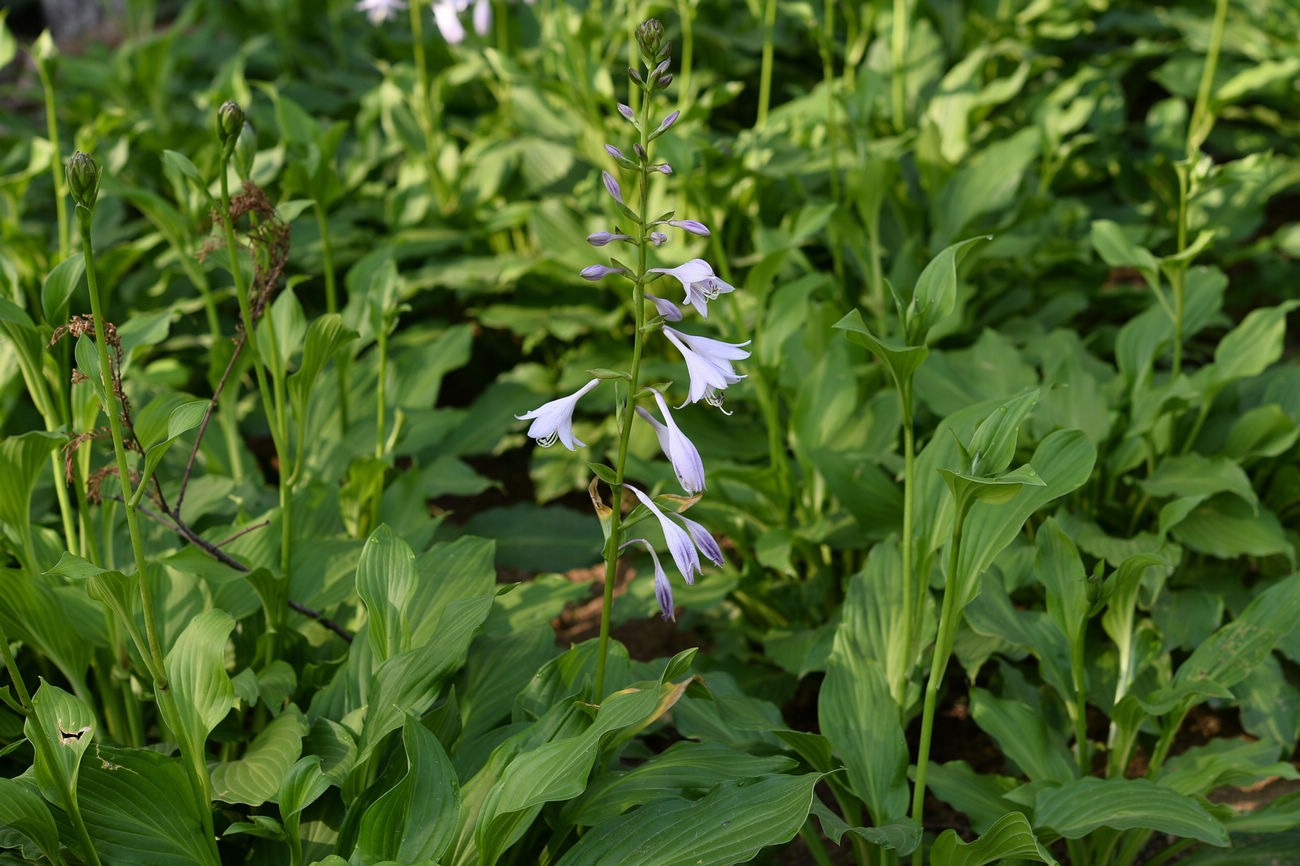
[[1033, 777, 1228, 845], [930, 127, 1037, 248], [924, 761, 1020, 835], [288, 313, 357, 425], [162, 149, 215, 204], [24, 679, 95, 804], [965, 389, 1039, 478], [163, 609, 236, 773], [808, 797, 921, 853], [78, 745, 221, 865], [931, 811, 1059, 866], [1207, 300, 1300, 391], [356, 524, 417, 663], [0, 567, 93, 688], [1158, 738, 1298, 797], [1036, 518, 1088, 647], [139, 400, 208, 494], [970, 688, 1075, 784], [256, 288, 308, 372], [460, 504, 599, 572], [819, 651, 909, 824], [209, 707, 309, 806], [1170, 495, 1293, 564], [1090, 220, 1161, 292], [74, 334, 109, 409], [833, 308, 929, 386], [1140, 454, 1257, 511], [356, 716, 460, 865], [0, 775, 62, 865], [0, 431, 63, 534], [41, 254, 85, 325], [1175, 572, 1300, 689], [553, 773, 820, 866], [907, 237, 989, 343]]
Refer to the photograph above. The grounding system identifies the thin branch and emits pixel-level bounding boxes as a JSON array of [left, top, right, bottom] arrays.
[[214, 519, 269, 548], [287, 599, 353, 643], [176, 331, 247, 515]]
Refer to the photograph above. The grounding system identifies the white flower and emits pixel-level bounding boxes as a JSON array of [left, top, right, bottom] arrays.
[[515, 379, 601, 450], [624, 484, 702, 585], [432, 0, 510, 42], [636, 390, 705, 494], [648, 259, 735, 318], [671, 511, 724, 567], [662, 326, 750, 409], [620, 538, 676, 620], [356, 0, 407, 24]]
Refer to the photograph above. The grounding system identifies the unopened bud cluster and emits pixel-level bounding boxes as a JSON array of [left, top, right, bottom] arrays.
[[218, 100, 245, 147], [66, 151, 102, 213]]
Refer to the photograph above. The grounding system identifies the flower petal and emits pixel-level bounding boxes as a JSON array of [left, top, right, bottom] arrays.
[[619, 538, 675, 621], [645, 294, 683, 322], [624, 484, 701, 584], [515, 379, 600, 450], [672, 512, 724, 566], [601, 171, 624, 205]]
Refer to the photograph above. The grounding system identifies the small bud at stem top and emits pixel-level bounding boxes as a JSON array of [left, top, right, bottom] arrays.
[[218, 100, 245, 146], [66, 151, 101, 213], [635, 18, 664, 62]]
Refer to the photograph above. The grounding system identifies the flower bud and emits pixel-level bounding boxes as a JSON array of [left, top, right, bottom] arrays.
[[636, 19, 663, 62], [218, 100, 245, 146], [629, 66, 645, 87], [657, 73, 674, 91], [233, 123, 256, 180], [66, 151, 101, 212]]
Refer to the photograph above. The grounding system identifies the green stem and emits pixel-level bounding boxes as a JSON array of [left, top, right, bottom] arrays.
[[1070, 630, 1090, 777], [756, 0, 778, 129], [376, 325, 388, 461], [314, 200, 349, 436], [1186, 0, 1229, 157], [595, 68, 655, 702], [798, 820, 835, 866], [890, 0, 908, 133], [910, 501, 968, 866], [895, 383, 916, 706], [408, 1, 449, 210], [677, 0, 694, 110]]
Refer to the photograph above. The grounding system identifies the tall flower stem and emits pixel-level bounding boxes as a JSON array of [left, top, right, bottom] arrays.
[[595, 70, 655, 702], [894, 380, 917, 705], [890, 0, 909, 133], [409, 1, 450, 210], [314, 200, 349, 436], [756, 0, 778, 128], [910, 501, 968, 866], [35, 51, 69, 260]]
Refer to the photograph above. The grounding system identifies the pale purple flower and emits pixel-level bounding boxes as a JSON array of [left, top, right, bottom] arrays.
[[645, 294, 683, 322], [636, 390, 705, 494], [648, 259, 735, 318], [617, 103, 636, 123], [620, 538, 675, 620], [581, 264, 626, 281], [624, 484, 702, 584], [356, 0, 406, 24], [588, 231, 630, 247], [668, 219, 710, 236], [657, 164, 673, 175], [515, 378, 601, 450], [662, 326, 750, 408], [650, 59, 671, 82], [601, 171, 624, 205], [650, 232, 667, 247], [672, 511, 724, 566], [656, 111, 680, 133], [605, 144, 625, 160]]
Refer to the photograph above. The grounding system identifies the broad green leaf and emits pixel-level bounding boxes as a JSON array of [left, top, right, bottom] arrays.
[[0, 297, 46, 408], [1170, 495, 1294, 564], [256, 288, 308, 372], [1140, 454, 1257, 511], [0, 431, 63, 535], [955, 429, 1097, 607], [553, 773, 820, 866], [279, 755, 332, 854], [1036, 518, 1088, 647], [288, 313, 357, 425], [162, 149, 215, 204], [1207, 300, 1300, 391], [924, 761, 1020, 835], [1033, 777, 1228, 845], [970, 688, 1075, 784], [930, 128, 1036, 249], [1090, 220, 1160, 291], [0, 776, 61, 864], [833, 308, 929, 387], [163, 609, 236, 773], [965, 389, 1039, 478], [1158, 738, 1297, 797], [1175, 572, 1300, 689], [567, 742, 798, 828], [0, 567, 93, 688], [808, 797, 921, 854], [74, 334, 109, 409], [24, 679, 95, 804], [78, 745, 221, 866], [907, 237, 989, 342], [356, 717, 460, 865], [356, 524, 417, 662], [1223, 405, 1297, 460], [40, 254, 85, 325], [930, 811, 1058, 866], [209, 707, 308, 806]]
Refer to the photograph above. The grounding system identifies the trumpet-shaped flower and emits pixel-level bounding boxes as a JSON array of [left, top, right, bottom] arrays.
[[356, 0, 406, 24], [624, 484, 702, 584], [620, 538, 675, 620], [601, 171, 624, 206], [667, 219, 710, 236], [645, 294, 683, 322], [636, 390, 705, 494], [672, 511, 724, 566], [649, 259, 735, 318], [588, 231, 631, 247], [662, 326, 750, 408], [516, 379, 601, 450]]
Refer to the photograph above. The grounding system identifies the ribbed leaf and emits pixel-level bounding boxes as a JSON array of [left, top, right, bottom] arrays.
[[1175, 571, 1300, 689], [24, 680, 95, 804], [0, 776, 62, 863], [356, 717, 460, 865], [288, 313, 357, 425], [163, 609, 236, 773], [969, 688, 1075, 785], [554, 773, 820, 866], [78, 745, 220, 866], [930, 811, 1058, 866], [1034, 777, 1228, 845], [209, 707, 308, 806], [356, 524, 416, 662]]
